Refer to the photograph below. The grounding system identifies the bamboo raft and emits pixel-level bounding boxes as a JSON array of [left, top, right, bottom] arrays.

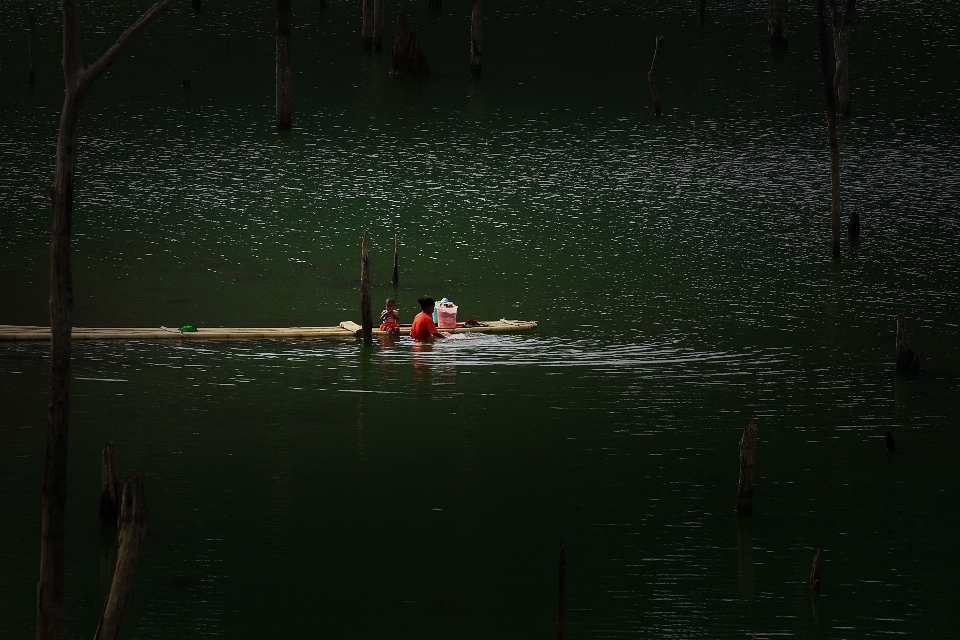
[[0, 320, 538, 342]]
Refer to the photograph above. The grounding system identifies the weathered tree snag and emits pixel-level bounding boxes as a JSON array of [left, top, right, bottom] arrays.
[[99, 443, 121, 526], [647, 36, 664, 117], [829, 0, 856, 119], [362, 0, 374, 50], [392, 233, 399, 286], [735, 421, 757, 514], [470, 0, 483, 77], [36, 3, 176, 638], [276, 0, 292, 131], [373, 0, 385, 50], [810, 548, 822, 593], [699, 0, 705, 24], [25, 0, 37, 86], [885, 431, 896, 453], [391, 4, 429, 75], [93, 474, 147, 640], [895, 314, 921, 374], [816, 0, 841, 259], [768, 0, 788, 52], [554, 539, 565, 640], [360, 230, 372, 346]]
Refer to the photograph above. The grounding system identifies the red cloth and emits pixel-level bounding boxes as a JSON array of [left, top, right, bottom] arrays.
[[410, 312, 438, 340], [379, 321, 400, 331]]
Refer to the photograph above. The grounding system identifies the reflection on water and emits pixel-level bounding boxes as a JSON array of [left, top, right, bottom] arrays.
[[736, 515, 754, 602]]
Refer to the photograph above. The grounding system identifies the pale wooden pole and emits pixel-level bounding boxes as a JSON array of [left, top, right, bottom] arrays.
[[647, 36, 664, 117], [276, 0, 292, 131], [816, 0, 841, 258], [37, 2, 177, 638], [470, 0, 483, 77]]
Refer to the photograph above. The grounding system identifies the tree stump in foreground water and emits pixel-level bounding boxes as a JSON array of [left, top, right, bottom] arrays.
[[647, 36, 664, 117], [768, 0, 788, 52], [94, 474, 147, 640], [470, 0, 483, 77], [276, 0, 292, 131], [735, 421, 757, 514], [895, 314, 920, 374], [360, 230, 373, 345], [810, 548, 822, 593], [99, 443, 121, 526], [391, 4, 430, 75]]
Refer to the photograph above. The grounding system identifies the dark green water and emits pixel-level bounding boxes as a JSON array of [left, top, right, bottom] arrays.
[[2, 0, 959, 637]]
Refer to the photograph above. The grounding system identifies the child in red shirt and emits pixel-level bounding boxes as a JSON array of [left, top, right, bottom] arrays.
[[379, 297, 400, 336], [410, 296, 447, 341]]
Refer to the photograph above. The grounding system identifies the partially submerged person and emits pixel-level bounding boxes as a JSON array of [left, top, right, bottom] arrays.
[[379, 297, 400, 336], [410, 296, 447, 341]]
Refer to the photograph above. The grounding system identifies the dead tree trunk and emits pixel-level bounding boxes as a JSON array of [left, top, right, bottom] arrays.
[[816, 0, 841, 259], [767, 0, 788, 52], [391, 4, 430, 75], [25, 0, 37, 86], [362, 0, 374, 50], [94, 474, 147, 640], [373, 0, 385, 50], [470, 0, 483, 77], [647, 36, 664, 117], [276, 0, 292, 131], [895, 314, 921, 374], [36, 3, 176, 639], [829, 0, 856, 119], [554, 539, 565, 640], [809, 548, 822, 593], [735, 421, 757, 514], [99, 443, 121, 526], [392, 233, 399, 286], [360, 230, 372, 345]]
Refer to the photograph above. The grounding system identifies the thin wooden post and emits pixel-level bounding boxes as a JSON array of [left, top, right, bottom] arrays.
[[99, 443, 121, 526], [470, 0, 483, 77], [699, 0, 705, 24], [373, 0, 385, 49], [276, 0, 292, 131], [362, 0, 374, 50], [885, 431, 896, 453], [392, 233, 399, 286], [809, 548, 821, 594], [554, 539, 565, 640], [768, 0, 788, 52], [25, 0, 37, 86], [895, 314, 920, 374], [816, 0, 841, 258], [391, 4, 430, 75], [360, 230, 373, 345], [830, 0, 856, 119], [735, 421, 757, 514], [94, 474, 147, 640], [647, 36, 664, 117]]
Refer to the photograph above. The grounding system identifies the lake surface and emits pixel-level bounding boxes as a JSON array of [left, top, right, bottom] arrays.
[[1, 0, 959, 637]]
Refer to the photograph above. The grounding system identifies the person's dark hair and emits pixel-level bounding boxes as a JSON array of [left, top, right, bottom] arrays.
[[418, 296, 436, 311], [385, 297, 396, 306]]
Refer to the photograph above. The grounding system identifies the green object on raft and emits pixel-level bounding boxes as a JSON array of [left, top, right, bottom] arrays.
[[179, 325, 198, 332]]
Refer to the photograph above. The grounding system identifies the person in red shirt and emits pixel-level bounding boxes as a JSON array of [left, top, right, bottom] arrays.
[[410, 296, 447, 341]]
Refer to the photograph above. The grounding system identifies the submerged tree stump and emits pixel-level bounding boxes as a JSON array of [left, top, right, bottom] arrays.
[[94, 474, 147, 640], [470, 0, 483, 77], [276, 0, 292, 131], [391, 4, 429, 75], [360, 230, 372, 346], [362, 0, 374, 50], [99, 443, 121, 526], [647, 36, 664, 117], [735, 421, 757, 514], [555, 539, 565, 640], [25, 0, 36, 86], [768, 0, 788, 52], [810, 548, 822, 593], [816, 0, 841, 258], [373, 0, 386, 50], [895, 314, 921, 374]]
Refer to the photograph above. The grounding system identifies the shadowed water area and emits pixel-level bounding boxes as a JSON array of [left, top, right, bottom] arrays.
[[1, 0, 959, 637]]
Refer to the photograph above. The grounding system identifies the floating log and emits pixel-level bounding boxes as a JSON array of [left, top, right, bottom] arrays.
[[362, 0, 374, 50], [373, 0, 385, 49], [470, 0, 483, 77], [735, 421, 757, 514], [816, 0, 841, 258], [555, 539, 565, 640], [647, 36, 664, 117], [25, 0, 36, 86], [360, 230, 373, 345], [885, 431, 896, 453], [94, 474, 147, 640], [392, 233, 400, 285], [809, 548, 821, 593], [895, 314, 921, 374], [99, 443, 121, 527], [391, 4, 430, 75], [768, 0, 788, 52], [276, 0, 292, 131]]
